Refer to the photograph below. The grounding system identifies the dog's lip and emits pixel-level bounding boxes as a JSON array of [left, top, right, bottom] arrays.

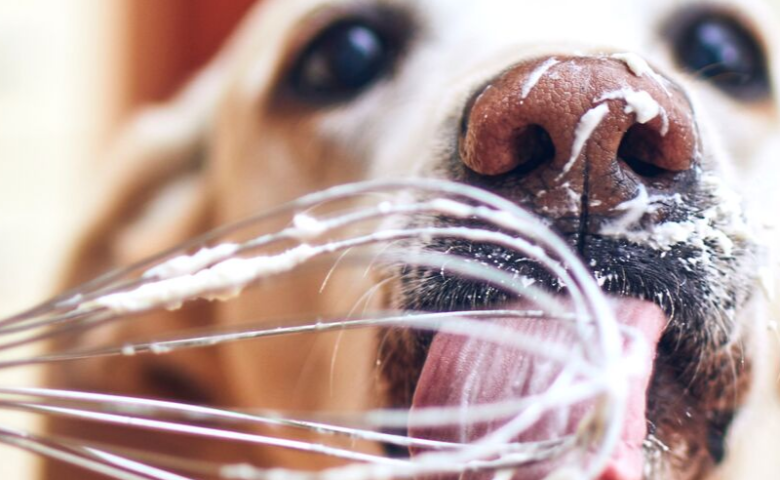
[[408, 296, 666, 480]]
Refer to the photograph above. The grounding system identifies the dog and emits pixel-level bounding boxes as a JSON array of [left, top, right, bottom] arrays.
[[42, 0, 780, 479]]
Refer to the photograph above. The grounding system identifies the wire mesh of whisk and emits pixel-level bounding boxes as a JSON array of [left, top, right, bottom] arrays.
[[0, 180, 650, 480]]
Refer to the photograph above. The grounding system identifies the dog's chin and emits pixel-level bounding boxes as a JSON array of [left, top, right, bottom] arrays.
[[386, 231, 755, 480]]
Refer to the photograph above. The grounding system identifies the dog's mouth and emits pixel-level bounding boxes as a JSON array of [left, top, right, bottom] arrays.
[[389, 218, 756, 479], [410, 296, 666, 480]]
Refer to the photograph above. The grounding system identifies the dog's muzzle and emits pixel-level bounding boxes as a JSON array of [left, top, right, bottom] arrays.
[[408, 56, 708, 480]]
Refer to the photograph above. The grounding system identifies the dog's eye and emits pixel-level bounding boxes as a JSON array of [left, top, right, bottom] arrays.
[[669, 12, 770, 100], [290, 21, 396, 102]]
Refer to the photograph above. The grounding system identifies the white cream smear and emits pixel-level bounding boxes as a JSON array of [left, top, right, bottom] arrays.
[[611, 53, 671, 96], [292, 213, 328, 240], [601, 184, 652, 236], [521, 58, 560, 99], [144, 244, 240, 280], [600, 175, 751, 258], [611, 53, 654, 78], [91, 244, 320, 314], [561, 103, 610, 176], [597, 89, 666, 132], [624, 215, 735, 257]]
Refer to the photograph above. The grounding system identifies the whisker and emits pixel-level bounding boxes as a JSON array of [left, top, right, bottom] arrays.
[[319, 247, 355, 294]]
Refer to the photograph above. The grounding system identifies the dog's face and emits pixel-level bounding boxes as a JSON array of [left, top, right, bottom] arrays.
[[48, 1, 780, 479], [207, 0, 779, 478]]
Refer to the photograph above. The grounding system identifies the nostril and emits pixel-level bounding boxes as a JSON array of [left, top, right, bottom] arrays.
[[511, 125, 555, 176], [461, 56, 697, 179], [618, 124, 671, 178]]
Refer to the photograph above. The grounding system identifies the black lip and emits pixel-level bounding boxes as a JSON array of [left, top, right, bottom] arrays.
[[397, 230, 754, 375]]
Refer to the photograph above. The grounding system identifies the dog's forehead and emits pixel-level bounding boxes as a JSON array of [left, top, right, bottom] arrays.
[[262, 0, 767, 48], [417, 0, 657, 48]]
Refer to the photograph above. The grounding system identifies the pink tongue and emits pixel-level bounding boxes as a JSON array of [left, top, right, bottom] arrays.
[[410, 298, 666, 480]]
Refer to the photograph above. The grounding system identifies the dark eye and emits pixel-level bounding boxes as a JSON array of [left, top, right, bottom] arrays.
[[669, 12, 770, 101], [290, 20, 398, 102]]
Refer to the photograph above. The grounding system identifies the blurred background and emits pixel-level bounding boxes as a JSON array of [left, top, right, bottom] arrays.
[[0, 0, 254, 314], [0, 1, 254, 476]]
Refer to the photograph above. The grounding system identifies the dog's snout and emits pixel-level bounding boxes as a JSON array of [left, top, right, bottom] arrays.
[[459, 55, 698, 215]]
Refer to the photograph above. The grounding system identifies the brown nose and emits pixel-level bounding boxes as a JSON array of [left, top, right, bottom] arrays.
[[459, 55, 697, 217]]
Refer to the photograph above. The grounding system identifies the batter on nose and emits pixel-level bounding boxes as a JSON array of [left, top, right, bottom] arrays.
[[458, 55, 698, 221]]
